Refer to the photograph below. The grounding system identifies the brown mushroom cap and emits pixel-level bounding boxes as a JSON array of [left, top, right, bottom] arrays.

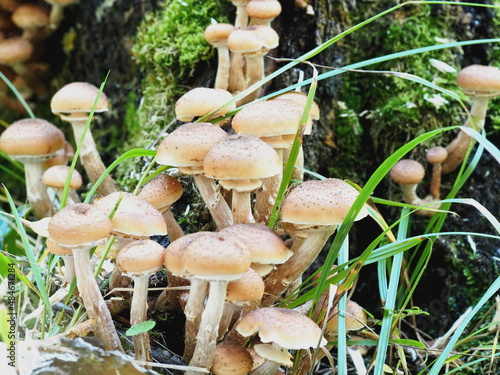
[[0, 37, 33, 64], [326, 300, 367, 333], [182, 232, 251, 280], [174, 87, 235, 122], [46, 237, 73, 256], [93, 192, 167, 238], [48, 203, 112, 248], [270, 91, 320, 120], [156, 122, 228, 174], [456, 64, 500, 96], [228, 25, 279, 55], [220, 223, 292, 265], [116, 239, 165, 276], [226, 267, 265, 303], [236, 307, 328, 351], [50, 82, 109, 119], [0, 118, 65, 158], [390, 159, 425, 185], [280, 178, 369, 228], [138, 173, 183, 212], [245, 0, 282, 21], [211, 342, 254, 375], [425, 146, 448, 164], [11, 4, 49, 31], [42, 165, 82, 190], [203, 133, 281, 191], [164, 232, 211, 276], [204, 23, 235, 47]]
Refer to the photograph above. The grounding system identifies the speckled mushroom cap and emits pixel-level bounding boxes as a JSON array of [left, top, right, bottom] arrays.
[[174, 87, 235, 122], [270, 91, 320, 120], [93, 192, 167, 238], [116, 240, 165, 277], [0, 118, 65, 159], [390, 159, 425, 185], [48, 203, 112, 248], [164, 232, 211, 276], [204, 23, 235, 47], [211, 342, 254, 375], [182, 232, 251, 280], [50, 82, 109, 120], [203, 133, 281, 192], [12, 4, 49, 30], [46, 237, 73, 256], [280, 178, 369, 228], [228, 25, 279, 55], [425, 146, 448, 164], [236, 307, 327, 362], [326, 300, 367, 333], [220, 223, 292, 265], [156, 122, 228, 175], [226, 267, 265, 304], [245, 0, 282, 21], [42, 165, 82, 190], [456, 64, 500, 97], [138, 174, 183, 212], [231, 99, 313, 149], [0, 37, 33, 64]]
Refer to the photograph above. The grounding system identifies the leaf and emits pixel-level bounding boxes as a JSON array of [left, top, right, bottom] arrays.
[[126, 320, 156, 336], [389, 338, 426, 349]]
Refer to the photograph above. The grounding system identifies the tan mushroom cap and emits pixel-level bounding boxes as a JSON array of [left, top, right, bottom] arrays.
[[0, 37, 33, 64], [204, 23, 235, 47], [48, 203, 112, 248], [182, 232, 251, 280], [426, 146, 448, 164], [164, 232, 211, 276], [0, 118, 65, 158], [93, 192, 167, 238], [211, 342, 254, 375], [231, 99, 313, 149], [227, 25, 279, 55], [156, 122, 228, 175], [236, 307, 328, 353], [116, 240, 165, 276], [174, 87, 235, 122], [42, 165, 82, 190], [226, 267, 265, 303], [280, 178, 369, 228], [42, 141, 74, 169], [138, 174, 183, 212], [390, 159, 425, 185], [46, 237, 73, 256], [270, 91, 320, 120], [12, 4, 49, 30], [456, 64, 500, 97], [326, 300, 367, 333], [203, 133, 281, 192], [50, 82, 109, 120], [245, 0, 282, 21], [220, 223, 292, 265]]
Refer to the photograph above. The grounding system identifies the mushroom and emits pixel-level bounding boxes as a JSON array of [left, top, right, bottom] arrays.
[[156, 122, 233, 230], [42, 165, 82, 206], [47, 203, 123, 352], [184, 232, 251, 374], [245, 0, 282, 26], [0, 118, 65, 218], [42, 141, 74, 170], [138, 173, 184, 241], [11, 4, 49, 40], [425, 146, 448, 200], [443, 64, 500, 173], [204, 23, 235, 91], [211, 341, 254, 375], [235, 307, 327, 375], [261, 179, 369, 307], [50, 81, 118, 195], [174, 87, 235, 123], [116, 239, 165, 366], [203, 134, 282, 224], [228, 0, 251, 28], [43, 0, 77, 30], [325, 299, 367, 339]]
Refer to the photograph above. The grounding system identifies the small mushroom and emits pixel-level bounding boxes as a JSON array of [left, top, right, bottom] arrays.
[[42, 165, 82, 206], [174, 87, 235, 123], [204, 23, 235, 91], [425, 146, 448, 200], [211, 341, 254, 375], [43, 0, 77, 30], [245, 0, 282, 26]]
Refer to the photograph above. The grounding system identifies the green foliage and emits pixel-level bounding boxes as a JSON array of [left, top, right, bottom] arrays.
[[126, 320, 156, 336]]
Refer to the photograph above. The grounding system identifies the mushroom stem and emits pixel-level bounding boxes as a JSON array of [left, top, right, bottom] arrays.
[[442, 96, 489, 174], [254, 149, 283, 224], [214, 46, 231, 90], [161, 209, 184, 241], [48, 4, 63, 30], [261, 225, 337, 307], [193, 174, 233, 229], [429, 162, 443, 200], [250, 359, 281, 375], [183, 279, 209, 363], [130, 274, 153, 365], [187, 280, 229, 374], [72, 246, 123, 352], [400, 184, 426, 207], [23, 159, 53, 218], [69, 119, 118, 195], [242, 54, 265, 103], [60, 255, 75, 285], [232, 190, 255, 224], [228, 52, 246, 95]]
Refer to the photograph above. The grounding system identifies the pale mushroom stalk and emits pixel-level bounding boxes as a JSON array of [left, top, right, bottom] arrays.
[[231, 0, 250, 28], [214, 45, 231, 90], [129, 274, 153, 365], [244, 53, 265, 102], [261, 225, 337, 307], [231, 188, 255, 224], [70, 118, 118, 195], [183, 278, 209, 362], [193, 174, 233, 229], [254, 149, 283, 224], [442, 96, 489, 173], [23, 158, 54, 218], [250, 356, 281, 375], [60, 254, 75, 285], [72, 246, 124, 352], [161, 210, 184, 241], [228, 52, 247, 95]]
